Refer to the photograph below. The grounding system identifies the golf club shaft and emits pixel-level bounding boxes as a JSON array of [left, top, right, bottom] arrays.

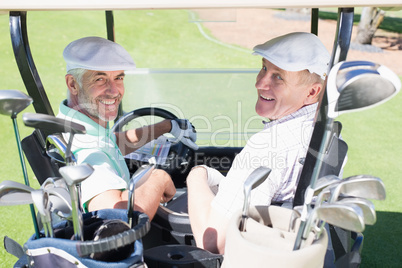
[[12, 117, 40, 239], [68, 185, 84, 241]]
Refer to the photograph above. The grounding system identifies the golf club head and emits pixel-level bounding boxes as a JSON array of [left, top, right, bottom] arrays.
[[0, 180, 34, 206], [337, 196, 376, 225], [31, 189, 54, 237], [0, 90, 33, 117], [59, 163, 94, 186], [327, 61, 401, 118], [41, 177, 69, 191], [239, 166, 272, 231], [313, 175, 341, 194], [316, 202, 365, 233], [47, 187, 72, 212], [313, 184, 334, 206], [41, 177, 56, 190], [46, 134, 76, 164], [31, 189, 51, 218], [328, 175, 386, 203], [22, 113, 86, 136]]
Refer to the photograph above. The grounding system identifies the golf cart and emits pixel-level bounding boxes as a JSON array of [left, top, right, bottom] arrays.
[[0, 0, 401, 267]]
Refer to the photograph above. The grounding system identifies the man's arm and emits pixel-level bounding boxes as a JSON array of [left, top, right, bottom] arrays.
[[87, 169, 176, 220], [115, 119, 172, 156], [187, 167, 230, 254]]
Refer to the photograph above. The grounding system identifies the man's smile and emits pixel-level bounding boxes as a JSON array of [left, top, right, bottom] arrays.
[[99, 99, 117, 105], [260, 94, 274, 101]]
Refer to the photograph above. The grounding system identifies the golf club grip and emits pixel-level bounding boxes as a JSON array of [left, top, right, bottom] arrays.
[[77, 212, 150, 257]]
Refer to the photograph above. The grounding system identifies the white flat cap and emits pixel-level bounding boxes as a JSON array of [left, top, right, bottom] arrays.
[[63, 36, 136, 72], [253, 32, 330, 80]]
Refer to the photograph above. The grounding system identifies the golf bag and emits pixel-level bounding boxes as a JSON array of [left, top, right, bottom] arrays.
[[11, 209, 150, 268]]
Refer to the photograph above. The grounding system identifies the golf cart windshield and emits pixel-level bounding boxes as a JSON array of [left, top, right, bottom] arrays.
[[2, 1, 401, 149]]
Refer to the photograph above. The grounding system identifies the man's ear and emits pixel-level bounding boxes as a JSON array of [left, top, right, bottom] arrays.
[[65, 74, 79, 95], [304, 82, 322, 105]]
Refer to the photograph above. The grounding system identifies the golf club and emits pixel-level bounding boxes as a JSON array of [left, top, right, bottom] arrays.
[[31, 189, 54, 238], [127, 158, 156, 228], [59, 163, 94, 241], [301, 202, 365, 245], [290, 175, 341, 231], [41, 178, 72, 221], [1, 179, 72, 223], [294, 61, 400, 250], [328, 175, 386, 203], [0, 90, 40, 238], [337, 196, 376, 225], [46, 134, 76, 164], [0, 180, 34, 206], [314, 175, 386, 206], [47, 187, 73, 222], [312, 175, 341, 195], [23, 113, 87, 233], [239, 166, 272, 232], [312, 175, 383, 239], [41, 176, 69, 192], [22, 112, 86, 165]]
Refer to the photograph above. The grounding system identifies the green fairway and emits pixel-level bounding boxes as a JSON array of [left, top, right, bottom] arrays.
[[0, 9, 401, 267]]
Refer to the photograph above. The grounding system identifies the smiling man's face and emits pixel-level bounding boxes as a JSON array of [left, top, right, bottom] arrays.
[[68, 70, 125, 127], [255, 58, 313, 120]]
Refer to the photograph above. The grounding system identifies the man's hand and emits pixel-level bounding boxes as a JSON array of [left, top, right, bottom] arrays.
[[170, 119, 198, 150]]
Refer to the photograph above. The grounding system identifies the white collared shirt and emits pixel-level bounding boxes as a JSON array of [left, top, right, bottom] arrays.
[[210, 103, 318, 219]]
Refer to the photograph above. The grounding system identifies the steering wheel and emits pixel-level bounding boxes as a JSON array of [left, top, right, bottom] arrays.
[[111, 107, 194, 177]]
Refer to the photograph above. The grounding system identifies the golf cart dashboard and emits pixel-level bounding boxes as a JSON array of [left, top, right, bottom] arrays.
[[125, 145, 242, 188]]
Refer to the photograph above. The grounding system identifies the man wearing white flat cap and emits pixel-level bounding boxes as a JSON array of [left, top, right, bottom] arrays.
[[187, 32, 330, 254], [58, 36, 197, 219]]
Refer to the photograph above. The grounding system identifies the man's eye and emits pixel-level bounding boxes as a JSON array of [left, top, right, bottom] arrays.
[[262, 66, 267, 71], [274, 74, 283, 80]]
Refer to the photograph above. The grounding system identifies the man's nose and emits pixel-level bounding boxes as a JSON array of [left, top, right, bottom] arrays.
[[105, 80, 120, 95], [255, 73, 271, 90]]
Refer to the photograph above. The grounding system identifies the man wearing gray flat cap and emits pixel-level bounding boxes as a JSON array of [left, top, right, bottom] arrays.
[[58, 36, 197, 219], [187, 32, 331, 254]]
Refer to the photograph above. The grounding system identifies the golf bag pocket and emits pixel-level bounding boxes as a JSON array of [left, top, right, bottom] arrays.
[[223, 205, 328, 268], [23, 209, 150, 268]]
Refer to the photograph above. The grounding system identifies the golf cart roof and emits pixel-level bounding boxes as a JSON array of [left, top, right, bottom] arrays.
[[0, 0, 401, 11]]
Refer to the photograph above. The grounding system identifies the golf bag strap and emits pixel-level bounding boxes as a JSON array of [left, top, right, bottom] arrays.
[[77, 212, 150, 257]]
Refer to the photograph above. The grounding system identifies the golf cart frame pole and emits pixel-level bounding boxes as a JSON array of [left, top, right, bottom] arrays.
[[105, 10, 124, 120], [310, 8, 319, 35], [106, 10, 115, 42], [9, 11, 54, 116], [293, 7, 354, 250]]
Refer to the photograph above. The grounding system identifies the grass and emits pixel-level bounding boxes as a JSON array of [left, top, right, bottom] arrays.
[[318, 8, 402, 33], [0, 9, 401, 267]]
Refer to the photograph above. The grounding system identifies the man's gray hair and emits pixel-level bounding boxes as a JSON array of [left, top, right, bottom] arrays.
[[67, 68, 87, 89]]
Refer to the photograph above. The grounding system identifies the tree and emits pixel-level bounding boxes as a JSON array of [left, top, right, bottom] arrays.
[[355, 7, 385, 45]]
